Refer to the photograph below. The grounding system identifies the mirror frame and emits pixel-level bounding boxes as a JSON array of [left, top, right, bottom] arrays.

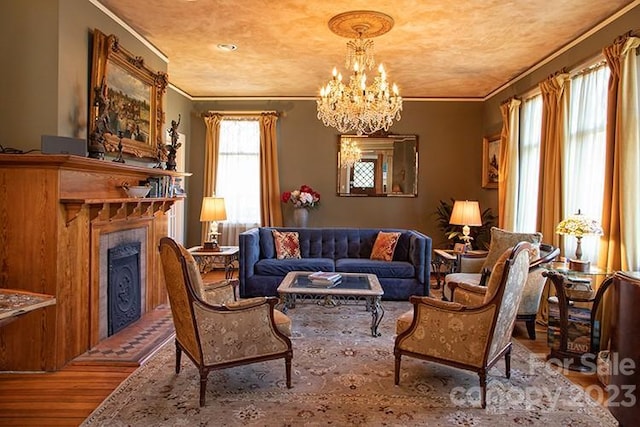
[[89, 29, 168, 160], [336, 134, 418, 197]]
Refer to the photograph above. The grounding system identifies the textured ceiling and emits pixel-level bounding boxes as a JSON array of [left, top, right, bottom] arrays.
[[98, 0, 634, 99]]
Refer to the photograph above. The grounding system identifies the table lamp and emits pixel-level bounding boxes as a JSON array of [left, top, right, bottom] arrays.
[[200, 196, 227, 251], [449, 200, 482, 250], [555, 209, 603, 271]]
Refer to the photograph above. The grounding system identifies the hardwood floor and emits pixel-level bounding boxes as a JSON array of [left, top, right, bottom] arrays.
[[0, 272, 606, 426]]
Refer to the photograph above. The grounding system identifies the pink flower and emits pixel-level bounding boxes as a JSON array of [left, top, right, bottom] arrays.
[[281, 185, 320, 208]]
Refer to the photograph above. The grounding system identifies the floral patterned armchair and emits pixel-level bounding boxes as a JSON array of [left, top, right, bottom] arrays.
[[394, 242, 532, 408], [443, 227, 559, 339], [158, 237, 293, 406]]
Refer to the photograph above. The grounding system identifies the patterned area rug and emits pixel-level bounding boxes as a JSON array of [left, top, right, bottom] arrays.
[[82, 301, 616, 426]]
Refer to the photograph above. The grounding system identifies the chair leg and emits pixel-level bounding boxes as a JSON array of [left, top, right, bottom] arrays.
[[199, 370, 209, 407], [175, 340, 182, 374], [505, 347, 512, 379], [525, 319, 537, 340], [394, 354, 401, 385], [285, 354, 292, 389], [479, 371, 487, 409]]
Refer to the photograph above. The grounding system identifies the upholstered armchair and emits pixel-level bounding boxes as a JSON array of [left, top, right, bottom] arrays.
[[394, 242, 532, 408], [158, 237, 293, 406], [443, 227, 559, 339]]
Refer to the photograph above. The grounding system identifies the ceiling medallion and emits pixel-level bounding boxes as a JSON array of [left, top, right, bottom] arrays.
[[317, 10, 402, 135]]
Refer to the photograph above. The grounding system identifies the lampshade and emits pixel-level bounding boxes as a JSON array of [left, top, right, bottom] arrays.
[[556, 209, 603, 268], [449, 200, 482, 227], [200, 197, 227, 222], [555, 210, 603, 238]]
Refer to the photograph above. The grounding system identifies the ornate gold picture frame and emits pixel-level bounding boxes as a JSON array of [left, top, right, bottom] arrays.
[[482, 134, 500, 189], [89, 29, 168, 160]]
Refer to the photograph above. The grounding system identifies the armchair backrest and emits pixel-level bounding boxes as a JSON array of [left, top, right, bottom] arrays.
[[483, 242, 532, 361], [159, 237, 202, 364], [481, 227, 543, 272]]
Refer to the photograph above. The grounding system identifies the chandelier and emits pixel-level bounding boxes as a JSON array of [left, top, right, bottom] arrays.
[[340, 138, 362, 168], [317, 11, 403, 135]]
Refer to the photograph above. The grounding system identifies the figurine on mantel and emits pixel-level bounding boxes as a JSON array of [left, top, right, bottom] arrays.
[[112, 131, 125, 163], [88, 79, 112, 160], [165, 114, 182, 171]]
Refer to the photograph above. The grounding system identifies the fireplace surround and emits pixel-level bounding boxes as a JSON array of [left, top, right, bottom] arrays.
[[0, 155, 187, 371]]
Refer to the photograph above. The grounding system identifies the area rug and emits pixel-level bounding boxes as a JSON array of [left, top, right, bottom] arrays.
[[82, 301, 616, 426]]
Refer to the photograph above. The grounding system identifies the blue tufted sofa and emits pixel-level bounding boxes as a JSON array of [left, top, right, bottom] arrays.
[[239, 227, 431, 300]]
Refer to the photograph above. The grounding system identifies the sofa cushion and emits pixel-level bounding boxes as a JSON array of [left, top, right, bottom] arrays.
[[272, 230, 301, 259], [254, 258, 334, 276], [481, 227, 542, 272], [370, 231, 401, 261], [335, 258, 414, 278]]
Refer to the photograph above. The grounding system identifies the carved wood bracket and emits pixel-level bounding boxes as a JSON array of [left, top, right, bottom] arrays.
[[62, 198, 179, 225]]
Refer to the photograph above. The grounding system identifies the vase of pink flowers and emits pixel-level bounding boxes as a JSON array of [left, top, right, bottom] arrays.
[[281, 185, 320, 227]]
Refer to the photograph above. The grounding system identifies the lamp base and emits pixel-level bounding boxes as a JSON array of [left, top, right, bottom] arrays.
[[569, 259, 590, 272], [202, 241, 221, 252]]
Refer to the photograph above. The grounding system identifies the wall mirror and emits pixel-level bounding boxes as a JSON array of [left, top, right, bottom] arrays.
[[337, 134, 418, 197]]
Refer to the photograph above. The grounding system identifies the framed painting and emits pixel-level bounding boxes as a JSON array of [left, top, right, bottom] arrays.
[[89, 29, 168, 160], [482, 134, 500, 189]]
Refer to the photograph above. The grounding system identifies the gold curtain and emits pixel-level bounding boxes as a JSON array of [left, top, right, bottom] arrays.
[[597, 34, 640, 350], [536, 72, 569, 249], [202, 113, 222, 243], [259, 113, 283, 226], [600, 33, 640, 272], [498, 98, 521, 230]]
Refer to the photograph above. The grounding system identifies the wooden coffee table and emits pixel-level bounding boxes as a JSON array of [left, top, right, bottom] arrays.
[[277, 271, 384, 337]]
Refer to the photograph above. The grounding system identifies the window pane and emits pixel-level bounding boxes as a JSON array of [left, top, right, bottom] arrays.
[[516, 93, 542, 232], [216, 120, 261, 224], [563, 63, 609, 261]]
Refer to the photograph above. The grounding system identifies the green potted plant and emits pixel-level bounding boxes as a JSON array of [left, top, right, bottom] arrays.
[[434, 198, 496, 250]]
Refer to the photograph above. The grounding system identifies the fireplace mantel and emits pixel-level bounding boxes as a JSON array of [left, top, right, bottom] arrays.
[[0, 154, 187, 371]]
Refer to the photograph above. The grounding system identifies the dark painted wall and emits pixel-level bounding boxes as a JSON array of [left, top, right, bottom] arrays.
[[185, 99, 489, 248]]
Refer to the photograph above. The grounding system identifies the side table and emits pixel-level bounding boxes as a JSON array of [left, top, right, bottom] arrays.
[[431, 249, 488, 289], [0, 289, 56, 328], [188, 246, 239, 279], [431, 249, 458, 289], [543, 262, 612, 371]]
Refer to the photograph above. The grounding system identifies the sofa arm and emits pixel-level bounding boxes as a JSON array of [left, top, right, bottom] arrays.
[[239, 228, 260, 296], [408, 230, 431, 286]]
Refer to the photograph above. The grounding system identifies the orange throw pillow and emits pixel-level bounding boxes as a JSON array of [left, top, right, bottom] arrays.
[[370, 231, 401, 261], [272, 230, 301, 259]]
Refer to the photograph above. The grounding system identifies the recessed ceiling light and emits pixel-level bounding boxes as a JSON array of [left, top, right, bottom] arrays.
[[217, 44, 237, 52]]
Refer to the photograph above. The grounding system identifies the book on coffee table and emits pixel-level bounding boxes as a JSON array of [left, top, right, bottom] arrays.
[[308, 271, 342, 286]]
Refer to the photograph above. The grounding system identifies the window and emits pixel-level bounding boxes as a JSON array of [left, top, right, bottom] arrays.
[[515, 93, 542, 232], [216, 119, 261, 242], [562, 62, 609, 261]]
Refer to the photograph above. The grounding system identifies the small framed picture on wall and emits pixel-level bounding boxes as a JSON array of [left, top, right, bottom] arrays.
[[482, 134, 500, 189]]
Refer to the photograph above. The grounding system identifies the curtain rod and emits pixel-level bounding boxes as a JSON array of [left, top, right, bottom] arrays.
[[201, 110, 279, 117]]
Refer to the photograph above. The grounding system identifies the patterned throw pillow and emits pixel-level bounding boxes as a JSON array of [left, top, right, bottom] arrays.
[[481, 227, 543, 272], [370, 231, 401, 261], [272, 230, 301, 259]]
